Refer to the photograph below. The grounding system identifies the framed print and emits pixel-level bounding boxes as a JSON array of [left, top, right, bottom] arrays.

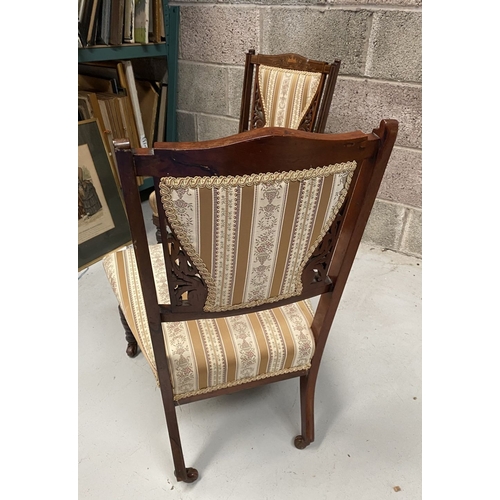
[[78, 119, 131, 270]]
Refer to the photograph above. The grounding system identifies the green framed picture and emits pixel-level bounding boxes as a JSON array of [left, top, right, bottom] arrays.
[[78, 119, 131, 270]]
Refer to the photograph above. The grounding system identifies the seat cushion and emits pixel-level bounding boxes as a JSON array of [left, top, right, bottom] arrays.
[[103, 244, 316, 401]]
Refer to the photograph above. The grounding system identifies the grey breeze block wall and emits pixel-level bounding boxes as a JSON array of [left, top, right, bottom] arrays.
[[171, 0, 422, 258]]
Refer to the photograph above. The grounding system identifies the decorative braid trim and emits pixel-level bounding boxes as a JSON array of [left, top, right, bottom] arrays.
[[160, 163, 356, 312], [161, 163, 355, 190], [172, 363, 311, 401]]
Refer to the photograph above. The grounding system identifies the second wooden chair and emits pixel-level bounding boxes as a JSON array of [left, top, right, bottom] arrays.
[[148, 49, 341, 247]]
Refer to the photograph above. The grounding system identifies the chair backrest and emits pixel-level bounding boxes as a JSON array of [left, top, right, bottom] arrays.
[[115, 121, 397, 335], [160, 161, 355, 314], [239, 50, 341, 134]]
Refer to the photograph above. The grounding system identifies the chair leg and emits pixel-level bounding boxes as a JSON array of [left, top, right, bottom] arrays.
[[161, 396, 199, 483], [118, 306, 139, 358], [295, 373, 316, 449], [116, 306, 198, 483], [152, 214, 162, 244]]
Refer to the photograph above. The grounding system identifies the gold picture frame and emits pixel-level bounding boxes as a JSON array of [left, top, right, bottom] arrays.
[[78, 119, 131, 270]]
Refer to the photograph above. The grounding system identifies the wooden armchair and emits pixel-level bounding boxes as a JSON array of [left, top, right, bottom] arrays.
[[149, 49, 341, 243], [103, 120, 398, 483]]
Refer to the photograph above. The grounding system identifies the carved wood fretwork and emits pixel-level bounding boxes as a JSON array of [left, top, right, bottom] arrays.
[[298, 105, 315, 132], [301, 208, 345, 293], [165, 233, 207, 312], [298, 89, 321, 132], [251, 80, 266, 129]]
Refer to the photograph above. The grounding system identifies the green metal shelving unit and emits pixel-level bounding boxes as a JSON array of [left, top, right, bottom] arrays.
[[78, 3, 179, 144], [78, 3, 179, 191], [78, 42, 168, 63]]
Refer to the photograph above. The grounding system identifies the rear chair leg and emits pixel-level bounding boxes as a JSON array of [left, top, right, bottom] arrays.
[[118, 306, 139, 358], [152, 214, 162, 244], [295, 373, 316, 449]]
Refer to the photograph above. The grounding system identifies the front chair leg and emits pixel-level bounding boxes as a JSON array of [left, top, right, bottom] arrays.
[[163, 403, 199, 483], [295, 373, 316, 449], [118, 306, 139, 358]]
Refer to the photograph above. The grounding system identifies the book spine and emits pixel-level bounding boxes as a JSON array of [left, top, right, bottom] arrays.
[[134, 0, 149, 44], [123, 0, 135, 43], [123, 61, 148, 147]]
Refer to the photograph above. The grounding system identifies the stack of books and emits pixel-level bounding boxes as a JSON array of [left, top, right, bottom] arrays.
[[78, 59, 169, 183], [78, 0, 165, 47]]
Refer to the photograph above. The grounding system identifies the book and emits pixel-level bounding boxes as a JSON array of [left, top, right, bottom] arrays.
[[78, 102, 91, 121], [79, 90, 119, 183], [78, 0, 94, 47], [96, 0, 112, 45], [98, 94, 121, 138], [78, 63, 123, 93], [109, 0, 125, 45], [134, 0, 149, 44], [105, 90, 143, 184], [87, 0, 102, 46], [123, 0, 135, 43], [136, 80, 159, 147], [148, 0, 155, 42], [96, 96, 120, 172], [78, 0, 87, 22], [149, 0, 163, 43], [156, 81, 167, 142], [78, 92, 94, 120], [121, 60, 148, 147], [93, 0, 103, 45], [159, 0, 165, 40], [117, 98, 138, 147], [78, 73, 116, 94]]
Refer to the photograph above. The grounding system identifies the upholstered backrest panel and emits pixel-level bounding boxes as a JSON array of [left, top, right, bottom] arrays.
[[257, 65, 322, 129], [159, 163, 356, 312]]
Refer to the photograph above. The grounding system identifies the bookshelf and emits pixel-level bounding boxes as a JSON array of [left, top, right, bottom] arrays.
[[78, 2, 180, 189]]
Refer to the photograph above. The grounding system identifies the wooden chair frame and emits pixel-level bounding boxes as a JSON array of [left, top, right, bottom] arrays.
[[239, 49, 341, 134], [113, 120, 398, 483]]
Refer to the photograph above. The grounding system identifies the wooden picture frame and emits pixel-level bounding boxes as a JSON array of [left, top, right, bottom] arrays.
[[78, 118, 131, 270]]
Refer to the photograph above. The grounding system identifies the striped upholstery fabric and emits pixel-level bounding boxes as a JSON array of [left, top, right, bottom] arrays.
[[103, 244, 316, 401], [160, 163, 356, 313], [149, 65, 323, 219], [257, 65, 322, 129]]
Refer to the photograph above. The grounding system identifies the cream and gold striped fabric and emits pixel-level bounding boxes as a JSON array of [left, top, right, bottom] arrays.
[[160, 163, 356, 313], [149, 66, 323, 219], [103, 244, 316, 401], [257, 65, 322, 129]]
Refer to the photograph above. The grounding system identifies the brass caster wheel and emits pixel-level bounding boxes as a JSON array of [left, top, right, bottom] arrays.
[[175, 467, 199, 483], [294, 435, 310, 450]]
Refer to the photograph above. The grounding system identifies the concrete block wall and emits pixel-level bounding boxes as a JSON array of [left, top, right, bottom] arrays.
[[171, 0, 422, 257]]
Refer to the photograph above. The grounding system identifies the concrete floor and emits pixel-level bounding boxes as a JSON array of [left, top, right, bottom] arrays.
[[78, 197, 422, 499]]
